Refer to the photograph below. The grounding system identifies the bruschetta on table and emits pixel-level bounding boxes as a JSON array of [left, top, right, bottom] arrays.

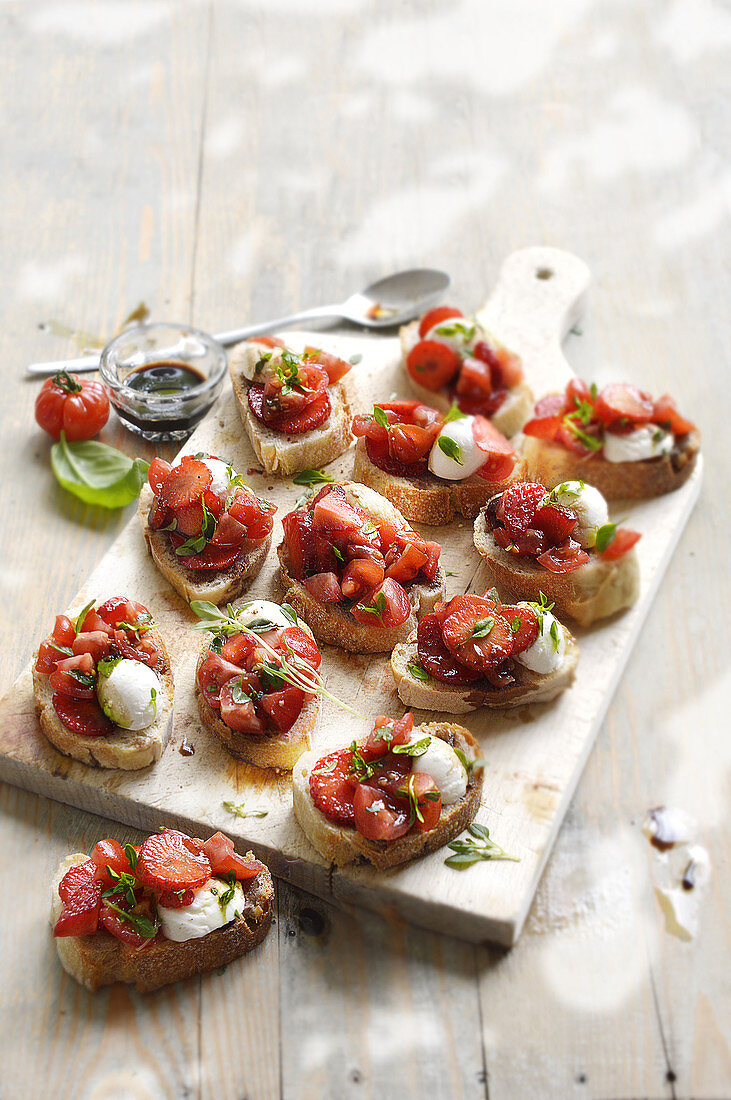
[[391, 588, 578, 714], [352, 400, 517, 524], [51, 829, 273, 992], [191, 598, 324, 770], [32, 596, 173, 770], [228, 337, 354, 476], [473, 480, 641, 627], [519, 378, 700, 499], [139, 452, 276, 605], [278, 481, 445, 653], [400, 306, 533, 439], [292, 712, 483, 870]]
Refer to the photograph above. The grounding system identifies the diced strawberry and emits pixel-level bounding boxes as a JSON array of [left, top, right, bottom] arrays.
[[209, 512, 247, 548], [566, 378, 592, 406], [53, 879, 101, 937], [72, 630, 112, 663], [494, 348, 524, 388], [303, 572, 343, 603], [313, 491, 363, 536], [197, 652, 249, 707], [220, 632, 257, 667], [416, 613, 482, 684], [498, 603, 540, 654], [175, 541, 242, 571], [594, 383, 654, 426], [455, 356, 493, 401], [52, 695, 114, 735], [58, 858, 98, 902], [406, 340, 461, 391], [309, 748, 357, 824], [409, 773, 442, 833], [79, 609, 114, 635], [137, 831, 211, 893], [384, 541, 428, 584], [652, 394, 695, 435], [52, 614, 76, 647], [533, 393, 567, 418], [599, 527, 641, 560], [418, 306, 463, 339], [98, 901, 156, 947], [259, 686, 306, 732], [114, 628, 159, 669], [89, 839, 131, 886], [421, 540, 441, 582], [532, 504, 578, 544], [440, 597, 513, 672], [496, 483, 547, 539], [554, 417, 600, 456], [157, 458, 212, 508], [148, 457, 173, 497], [365, 712, 414, 757], [471, 416, 516, 482], [248, 384, 331, 433], [523, 414, 563, 441], [228, 489, 275, 541], [537, 539, 590, 573], [96, 597, 139, 628], [282, 508, 314, 580], [201, 832, 262, 880], [49, 653, 95, 699], [248, 335, 284, 348], [36, 639, 65, 674]]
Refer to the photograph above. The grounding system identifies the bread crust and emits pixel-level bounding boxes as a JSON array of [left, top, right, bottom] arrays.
[[32, 627, 174, 770], [228, 341, 354, 477], [352, 437, 513, 524], [399, 320, 534, 439], [292, 723, 484, 870], [194, 636, 319, 769], [138, 485, 271, 606], [518, 429, 701, 500], [391, 630, 579, 713], [51, 854, 274, 993], [473, 508, 640, 627]]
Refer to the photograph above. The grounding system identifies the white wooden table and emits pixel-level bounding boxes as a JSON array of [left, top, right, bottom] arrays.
[[1, 3, 728, 1097]]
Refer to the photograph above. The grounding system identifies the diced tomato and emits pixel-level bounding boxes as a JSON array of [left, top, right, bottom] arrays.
[[71, 630, 111, 663], [313, 491, 363, 537], [418, 306, 463, 339], [58, 858, 98, 902], [532, 504, 578, 544], [566, 378, 592, 407], [471, 416, 516, 482], [455, 356, 493, 402], [248, 384, 331, 433], [279, 626, 321, 671], [98, 901, 155, 947], [365, 712, 414, 757], [523, 414, 563, 441], [493, 348, 524, 388], [309, 748, 357, 824], [409, 773, 442, 833], [174, 541, 242, 571], [137, 831, 211, 893], [440, 597, 514, 672], [303, 572, 343, 603], [148, 457, 173, 497], [156, 888, 195, 909], [52, 614, 76, 647], [198, 652, 248, 707], [201, 832, 262, 880], [90, 839, 132, 887], [353, 784, 411, 841], [537, 540, 590, 573], [351, 578, 411, 629], [114, 629, 159, 669], [49, 653, 95, 699], [341, 558, 386, 600], [533, 393, 567, 418], [249, 335, 285, 348], [96, 597, 139, 629], [220, 632, 257, 667], [599, 527, 641, 560], [389, 422, 436, 464], [554, 417, 599, 456], [416, 613, 482, 684], [421, 541, 441, 583], [498, 603, 540, 655], [219, 677, 268, 733], [259, 686, 306, 732], [384, 542, 428, 585], [303, 347, 352, 384], [594, 383, 654, 426], [209, 512, 247, 549], [53, 879, 101, 937], [52, 694, 114, 735], [406, 340, 461, 391], [652, 394, 695, 435], [496, 483, 547, 539], [282, 509, 314, 580], [368, 752, 412, 795], [36, 639, 66, 674]]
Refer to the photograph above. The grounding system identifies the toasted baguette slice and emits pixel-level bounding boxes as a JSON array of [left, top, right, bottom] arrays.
[[473, 509, 640, 627], [51, 853, 273, 993], [518, 429, 701, 500], [228, 340, 354, 477], [32, 627, 173, 770], [352, 436, 513, 524], [138, 485, 270, 605], [278, 481, 445, 653], [400, 320, 534, 439], [391, 629, 579, 713], [292, 723, 483, 870], [195, 638, 319, 769]]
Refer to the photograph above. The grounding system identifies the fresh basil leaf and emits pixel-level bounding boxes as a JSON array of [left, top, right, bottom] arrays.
[[392, 737, 431, 757], [280, 604, 298, 625], [407, 661, 429, 682], [292, 469, 335, 487], [443, 403, 466, 424], [373, 406, 390, 429], [437, 435, 464, 465], [471, 617, 495, 639], [74, 599, 95, 636], [595, 523, 617, 553], [50, 433, 150, 509], [231, 677, 250, 704], [348, 353, 362, 365]]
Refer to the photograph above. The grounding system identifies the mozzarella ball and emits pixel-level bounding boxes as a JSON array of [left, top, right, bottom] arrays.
[[603, 426, 674, 463], [157, 878, 245, 942], [96, 659, 161, 730], [515, 604, 567, 674], [550, 481, 609, 548], [429, 416, 485, 481], [406, 734, 468, 806]]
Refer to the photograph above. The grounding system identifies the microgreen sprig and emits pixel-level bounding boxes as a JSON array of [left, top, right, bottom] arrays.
[[444, 823, 520, 869]]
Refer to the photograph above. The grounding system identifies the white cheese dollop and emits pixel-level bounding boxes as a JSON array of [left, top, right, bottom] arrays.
[[514, 603, 567, 675], [548, 480, 609, 549], [405, 733, 468, 806], [96, 659, 161, 731], [157, 878, 245, 942], [428, 416, 485, 481], [603, 426, 674, 463], [424, 316, 480, 355], [234, 599, 299, 632]]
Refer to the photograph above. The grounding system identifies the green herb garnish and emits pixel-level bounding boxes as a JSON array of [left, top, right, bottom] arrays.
[[437, 435, 464, 465], [444, 822, 520, 869], [392, 736, 431, 757], [292, 469, 335, 487], [595, 523, 617, 553], [407, 661, 429, 682], [443, 403, 466, 424], [222, 800, 268, 819]]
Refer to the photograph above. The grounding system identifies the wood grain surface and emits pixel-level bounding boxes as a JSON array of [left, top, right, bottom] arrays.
[[1, 2, 729, 1098]]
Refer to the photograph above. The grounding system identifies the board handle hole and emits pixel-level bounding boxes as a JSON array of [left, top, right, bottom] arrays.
[[536, 267, 554, 280]]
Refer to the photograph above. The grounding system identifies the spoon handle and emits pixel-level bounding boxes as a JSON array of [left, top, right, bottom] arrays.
[[24, 305, 343, 376]]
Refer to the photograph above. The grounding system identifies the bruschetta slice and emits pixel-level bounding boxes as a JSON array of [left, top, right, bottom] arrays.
[[351, 400, 517, 524], [139, 452, 276, 605], [391, 589, 578, 714], [278, 481, 445, 653], [400, 306, 533, 439], [473, 480, 641, 626], [292, 713, 483, 870], [191, 598, 323, 770], [32, 596, 173, 770], [228, 337, 354, 477], [519, 378, 700, 499], [51, 829, 273, 992]]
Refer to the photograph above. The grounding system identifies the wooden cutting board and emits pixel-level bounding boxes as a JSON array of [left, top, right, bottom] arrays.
[[0, 248, 701, 946]]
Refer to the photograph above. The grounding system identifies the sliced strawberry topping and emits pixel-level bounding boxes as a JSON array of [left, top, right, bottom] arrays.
[[36, 639, 67, 674], [228, 489, 275, 541], [440, 596, 514, 671], [114, 628, 160, 668], [282, 509, 314, 580], [652, 394, 695, 435], [96, 596, 140, 628], [49, 653, 95, 699], [523, 413, 563, 441], [58, 858, 98, 902], [219, 678, 268, 734], [418, 306, 463, 339], [341, 557, 386, 600], [173, 540, 242, 571], [148, 457, 173, 496], [497, 483, 547, 539], [280, 625, 321, 671], [309, 748, 357, 824], [389, 422, 436, 465], [532, 503, 578, 544], [136, 831, 211, 893], [599, 527, 641, 560], [248, 384, 331, 433], [594, 383, 654, 426], [537, 540, 590, 573], [98, 900, 156, 947], [71, 630, 112, 664], [157, 458, 212, 508], [89, 839, 131, 886], [471, 416, 515, 482], [209, 512, 247, 548], [303, 572, 343, 603], [409, 773, 442, 833], [364, 712, 414, 757], [198, 652, 249, 707], [53, 879, 101, 937], [201, 832, 261, 880], [455, 356, 493, 403], [220, 632, 257, 667], [303, 346, 352, 384], [406, 340, 461, 391], [52, 614, 76, 647], [52, 695, 114, 736], [417, 613, 482, 684], [499, 603, 540, 654], [493, 347, 524, 388]]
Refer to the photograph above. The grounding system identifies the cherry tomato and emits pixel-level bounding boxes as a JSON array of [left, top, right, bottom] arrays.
[[35, 371, 110, 441], [406, 340, 461, 391], [418, 307, 463, 339], [598, 527, 641, 560]]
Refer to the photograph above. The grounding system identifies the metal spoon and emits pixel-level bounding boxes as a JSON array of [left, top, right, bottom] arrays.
[[25, 268, 451, 376]]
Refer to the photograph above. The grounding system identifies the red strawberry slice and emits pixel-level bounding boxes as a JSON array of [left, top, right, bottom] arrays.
[[259, 686, 306, 732], [441, 597, 514, 672], [498, 603, 540, 654], [136, 831, 211, 893], [537, 539, 590, 573], [303, 346, 352, 384], [406, 340, 460, 391], [52, 695, 114, 736], [353, 784, 412, 841], [157, 459, 212, 508], [365, 436, 427, 478], [53, 879, 101, 937], [594, 383, 654, 426], [201, 832, 262, 880], [148, 457, 173, 496], [599, 527, 641, 560], [532, 504, 578, 545], [497, 483, 547, 538], [309, 748, 357, 824], [58, 858, 98, 902], [652, 394, 695, 435], [417, 613, 482, 684], [172, 538, 241, 571], [248, 384, 331, 433]]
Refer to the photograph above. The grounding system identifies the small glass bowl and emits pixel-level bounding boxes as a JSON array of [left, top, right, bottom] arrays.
[[100, 322, 227, 442]]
